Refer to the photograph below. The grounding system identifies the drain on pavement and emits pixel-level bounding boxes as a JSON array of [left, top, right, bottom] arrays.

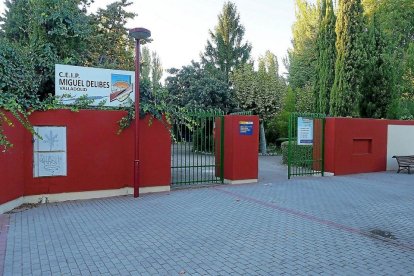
[[369, 229, 397, 240]]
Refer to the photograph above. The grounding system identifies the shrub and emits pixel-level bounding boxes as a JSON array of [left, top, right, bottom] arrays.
[[281, 140, 313, 165]]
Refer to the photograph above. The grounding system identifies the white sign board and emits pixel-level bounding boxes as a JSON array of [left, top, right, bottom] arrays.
[[55, 64, 135, 107], [33, 126, 67, 177], [297, 117, 313, 145]]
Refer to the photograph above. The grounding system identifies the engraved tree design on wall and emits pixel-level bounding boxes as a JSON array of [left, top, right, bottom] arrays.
[[45, 130, 59, 151], [34, 127, 67, 177]]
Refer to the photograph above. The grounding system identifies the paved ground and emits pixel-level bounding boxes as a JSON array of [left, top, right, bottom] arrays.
[[2, 156, 414, 275]]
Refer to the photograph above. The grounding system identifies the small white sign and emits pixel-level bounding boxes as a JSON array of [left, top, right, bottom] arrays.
[[33, 126, 67, 177], [34, 152, 67, 177], [297, 117, 313, 145], [34, 126, 67, 152], [55, 64, 135, 107]]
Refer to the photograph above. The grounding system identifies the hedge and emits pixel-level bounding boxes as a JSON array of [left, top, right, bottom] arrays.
[[281, 141, 313, 165]]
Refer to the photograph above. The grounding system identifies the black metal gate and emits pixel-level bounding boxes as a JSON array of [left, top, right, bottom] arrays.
[[171, 109, 224, 187]]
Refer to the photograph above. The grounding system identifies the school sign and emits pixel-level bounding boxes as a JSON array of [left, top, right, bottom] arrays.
[[55, 64, 135, 107]]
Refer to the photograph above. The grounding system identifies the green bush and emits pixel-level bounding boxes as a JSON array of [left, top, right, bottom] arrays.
[[281, 141, 313, 165], [276, 137, 289, 147], [264, 117, 279, 145]]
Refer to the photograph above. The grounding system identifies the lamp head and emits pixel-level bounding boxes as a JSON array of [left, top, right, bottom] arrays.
[[129, 28, 151, 40]]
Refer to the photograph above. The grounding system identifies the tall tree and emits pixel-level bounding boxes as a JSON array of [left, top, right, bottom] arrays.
[[360, 14, 391, 118], [273, 87, 296, 140], [165, 62, 234, 112], [0, 0, 93, 99], [89, 0, 136, 70], [330, 0, 366, 117], [363, 0, 414, 118], [232, 51, 285, 153], [201, 1, 251, 83], [314, 0, 336, 114], [140, 47, 163, 91], [285, 0, 319, 91], [151, 51, 163, 91], [0, 0, 30, 42], [140, 46, 151, 81]]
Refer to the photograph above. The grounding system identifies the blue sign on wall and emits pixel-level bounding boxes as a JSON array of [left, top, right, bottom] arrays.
[[239, 121, 253, 136]]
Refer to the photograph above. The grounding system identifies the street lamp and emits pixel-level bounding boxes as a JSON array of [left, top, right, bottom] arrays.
[[129, 27, 151, 198]]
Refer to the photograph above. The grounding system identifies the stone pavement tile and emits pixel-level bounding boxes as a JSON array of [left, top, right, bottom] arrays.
[[3, 171, 414, 275]]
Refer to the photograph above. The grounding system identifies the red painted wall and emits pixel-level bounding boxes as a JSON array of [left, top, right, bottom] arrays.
[[223, 115, 259, 180], [0, 113, 25, 205], [0, 109, 170, 205], [139, 116, 171, 187], [324, 118, 388, 175], [324, 118, 336, 174], [24, 110, 135, 195], [387, 120, 414, 126]]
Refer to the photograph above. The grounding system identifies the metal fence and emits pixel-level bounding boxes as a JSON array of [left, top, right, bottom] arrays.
[[171, 109, 224, 187], [288, 112, 326, 179]]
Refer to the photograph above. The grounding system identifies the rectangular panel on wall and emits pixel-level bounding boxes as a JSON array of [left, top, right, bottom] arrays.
[[33, 126, 67, 177], [352, 139, 372, 155]]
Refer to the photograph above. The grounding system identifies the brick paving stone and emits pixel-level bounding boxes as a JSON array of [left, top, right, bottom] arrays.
[[2, 157, 414, 275]]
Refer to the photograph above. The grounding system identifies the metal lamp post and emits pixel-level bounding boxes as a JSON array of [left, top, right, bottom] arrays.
[[129, 27, 151, 198]]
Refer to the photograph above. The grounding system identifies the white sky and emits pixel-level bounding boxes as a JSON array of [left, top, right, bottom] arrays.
[[0, 0, 305, 76]]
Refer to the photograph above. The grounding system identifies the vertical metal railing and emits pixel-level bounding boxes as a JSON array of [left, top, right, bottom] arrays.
[[171, 109, 224, 187], [288, 112, 326, 179]]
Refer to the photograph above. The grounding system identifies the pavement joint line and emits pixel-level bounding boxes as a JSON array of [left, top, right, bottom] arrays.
[[0, 214, 10, 276], [213, 186, 414, 252]]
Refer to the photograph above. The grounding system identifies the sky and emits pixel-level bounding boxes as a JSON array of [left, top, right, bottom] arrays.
[[0, 0, 302, 76]]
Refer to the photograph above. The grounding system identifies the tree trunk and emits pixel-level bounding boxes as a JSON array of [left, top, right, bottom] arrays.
[[259, 120, 267, 154]]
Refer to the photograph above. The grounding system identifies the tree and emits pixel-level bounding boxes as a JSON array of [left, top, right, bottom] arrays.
[[0, 0, 30, 42], [151, 51, 163, 91], [286, 0, 319, 91], [273, 86, 296, 140], [360, 14, 391, 118], [140, 46, 151, 81], [330, 0, 366, 117], [140, 46, 163, 91], [362, 0, 414, 119], [0, 38, 41, 104], [201, 1, 251, 83], [295, 84, 314, 113], [88, 0, 136, 70], [0, 0, 93, 99], [232, 51, 286, 153], [0, 0, 170, 150], [165, 62, 234, 112], [314, 0, 336, 114]]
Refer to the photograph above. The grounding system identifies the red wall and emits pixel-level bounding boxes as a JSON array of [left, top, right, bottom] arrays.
[[222, 115, 259, 180], [324, 118, 336, 174], [139, 116, 171, 187], [0, 113, 25, 204], [325, 118, 388, 175], [24, 110, 135, 195], [387, 120, 414, 126], [0, 109, 171, 205]]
